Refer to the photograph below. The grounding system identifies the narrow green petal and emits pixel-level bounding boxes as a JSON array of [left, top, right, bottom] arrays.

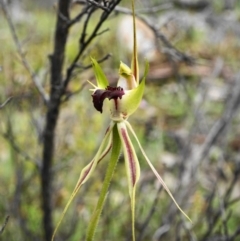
[[117, 121, 140, 241], [86, 124, 121, 241], [120, 62, 148, 118], [51, 122, 114, 241], [125, 120, 192, 223], [91, 57, 109, 89]]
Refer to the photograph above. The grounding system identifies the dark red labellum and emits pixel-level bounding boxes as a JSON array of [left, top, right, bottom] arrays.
[[92, 86, 125, 113]]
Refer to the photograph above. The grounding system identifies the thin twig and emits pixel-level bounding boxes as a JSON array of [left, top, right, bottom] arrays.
[[228, 196, 240, 206], [96, 28, 109, 36], [62, 81, 88, 102], [87, 0, 111, 12], [194, 72, 240, 169], [200, 166, 240, 241], [114, 3, 173, 15], [73, 0, 111, 12], [137, 185, 163, 241], [160, 70, 240, 235], [2, 125, 40, 170], [0, 216, 10, 235], [74, 53, 112, 69], [138, 16, 194, 64], [63, 0, 121, 90], [177, 71, 240, 188], [0, 97, 12, 109], [229, 227, 240, 241], [0, 1, 49, 104], [178, 58, 225, 179], [80, 6, 96, 46]]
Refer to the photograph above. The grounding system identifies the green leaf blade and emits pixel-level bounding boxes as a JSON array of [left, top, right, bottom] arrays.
[[86, 123, 121, 241]]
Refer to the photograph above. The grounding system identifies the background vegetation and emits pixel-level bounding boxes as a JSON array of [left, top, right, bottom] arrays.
[[0, 0, 240, 240]]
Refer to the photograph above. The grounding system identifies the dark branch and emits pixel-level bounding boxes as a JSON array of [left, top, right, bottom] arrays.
[[41, 0, 71, 240], [62, 0, 121, 91], [41, 1, 121, 240], [87, 0, 111, 12]]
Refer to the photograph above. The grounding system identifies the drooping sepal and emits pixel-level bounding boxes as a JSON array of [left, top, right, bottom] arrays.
[[117, 121, 140, 190], [117, 121, 140, 241], [125, 120, 192, 223], [51, 122, 115, 241]]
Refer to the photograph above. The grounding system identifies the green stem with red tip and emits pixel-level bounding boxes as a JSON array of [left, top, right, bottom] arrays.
[[131, 0, 139, 83]]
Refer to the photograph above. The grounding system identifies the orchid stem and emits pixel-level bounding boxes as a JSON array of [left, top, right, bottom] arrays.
[[86, 124, 121, 241]]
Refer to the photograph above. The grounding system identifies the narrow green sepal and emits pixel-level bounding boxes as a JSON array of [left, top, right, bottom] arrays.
[[125, 120, 192, 223], [143, 61, 149, 79], [90, 57, 109, 89]]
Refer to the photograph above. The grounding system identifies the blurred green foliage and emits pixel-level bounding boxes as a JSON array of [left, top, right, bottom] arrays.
[[1, 1, 240, 241]]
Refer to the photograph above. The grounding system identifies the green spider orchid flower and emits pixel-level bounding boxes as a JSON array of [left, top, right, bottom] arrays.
[[52, 1, 190, 241], [88, 58, 191, 238], [52, 58, 190, 241], [89, 58, 144, 121]]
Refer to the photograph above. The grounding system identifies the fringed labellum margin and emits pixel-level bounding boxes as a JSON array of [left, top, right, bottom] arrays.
[[92, 86, 125, 113]]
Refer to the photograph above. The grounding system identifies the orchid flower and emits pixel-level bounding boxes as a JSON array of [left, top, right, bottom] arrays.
[[52, 1, 190, 241]]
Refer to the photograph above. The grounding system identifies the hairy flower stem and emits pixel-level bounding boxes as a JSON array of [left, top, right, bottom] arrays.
[[86, 124, 121, 241]]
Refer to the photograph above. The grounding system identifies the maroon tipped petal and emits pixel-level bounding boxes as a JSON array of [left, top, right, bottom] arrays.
[[92, 86, 125, 113]]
